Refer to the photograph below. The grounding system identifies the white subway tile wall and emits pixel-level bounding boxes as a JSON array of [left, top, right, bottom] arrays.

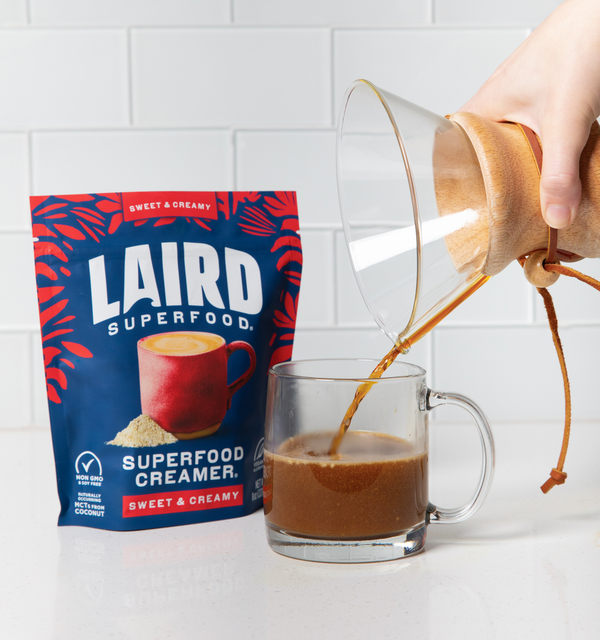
[[0, 133, 30, 228], [29, 0, 231, 26], [0, 0, 27, 25], [32, 130, 233, 193], [433, 1, 563, 26], [236, 130, 339, 224], [131, 28, 331, 127], [232, 0, 430, 25], [333, 28, 528, 115], [0, 30, 129, 128], [1, 1, 597, 428]]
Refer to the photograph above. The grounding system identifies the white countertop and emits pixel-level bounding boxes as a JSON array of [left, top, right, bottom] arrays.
[[1, 422, 599, 639]]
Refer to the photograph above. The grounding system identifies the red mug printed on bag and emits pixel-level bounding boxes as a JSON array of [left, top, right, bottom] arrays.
[[138, 331, 257, 439]]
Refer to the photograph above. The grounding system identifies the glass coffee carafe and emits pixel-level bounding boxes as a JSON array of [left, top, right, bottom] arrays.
[[337, 79, 600, 350], [336, 79, 492, 350]]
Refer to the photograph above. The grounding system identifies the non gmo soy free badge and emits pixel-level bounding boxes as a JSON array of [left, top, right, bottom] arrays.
[[31, 191, 302, 531]]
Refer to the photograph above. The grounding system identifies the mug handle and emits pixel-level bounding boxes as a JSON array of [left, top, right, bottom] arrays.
[[225, 341, 257, 408], [425, 389, 495, 525]]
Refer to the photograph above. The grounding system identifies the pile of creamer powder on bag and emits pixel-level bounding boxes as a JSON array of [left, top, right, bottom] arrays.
[[31, 190, 302, 531]]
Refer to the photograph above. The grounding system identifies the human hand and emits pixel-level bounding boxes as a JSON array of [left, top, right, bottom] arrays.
[[460, 0, 600, 229]]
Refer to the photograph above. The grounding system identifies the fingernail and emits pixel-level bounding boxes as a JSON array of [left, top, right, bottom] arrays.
[[544, 204, 571, 229]]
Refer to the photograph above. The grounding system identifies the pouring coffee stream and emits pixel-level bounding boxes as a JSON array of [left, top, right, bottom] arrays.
[[334, 80, 600, 489], [328, 273, 490, 456]]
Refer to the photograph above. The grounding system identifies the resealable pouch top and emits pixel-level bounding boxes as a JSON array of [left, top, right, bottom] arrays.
[[30, 191, 302, 531]]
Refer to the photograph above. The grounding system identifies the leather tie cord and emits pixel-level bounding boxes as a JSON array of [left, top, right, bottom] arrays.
[[518, 123, 600, 492], [518, 124, 570, 493]]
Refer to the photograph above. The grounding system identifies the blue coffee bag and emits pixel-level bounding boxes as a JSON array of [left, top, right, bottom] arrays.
[[31, 191, 302, 531]]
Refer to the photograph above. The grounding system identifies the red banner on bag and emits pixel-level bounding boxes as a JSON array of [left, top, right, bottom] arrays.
[[123, 484, 243, 517], [121, 191, 218, 222]]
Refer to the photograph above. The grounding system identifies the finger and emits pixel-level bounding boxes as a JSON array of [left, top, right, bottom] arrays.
[[539, 120, 590, 229]]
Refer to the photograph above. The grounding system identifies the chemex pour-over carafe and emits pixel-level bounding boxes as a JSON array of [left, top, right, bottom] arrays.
[[336, 79, 600, 352]]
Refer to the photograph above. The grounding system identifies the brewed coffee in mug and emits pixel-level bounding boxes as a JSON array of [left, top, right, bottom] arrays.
[[263, 359, 494, 563]]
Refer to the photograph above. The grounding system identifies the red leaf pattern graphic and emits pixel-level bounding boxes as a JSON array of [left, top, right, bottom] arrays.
[[77, 220, 100, 242], [193, 218, 212, 231], [62, 194, 96, 202], [73, 207, 105, 222], [43, 329, 73, 342], [32, 224, 57, 238], [154, 217, 177, 226], [276, 250, 303, 272], [47, 384, 61, 404], [237, 192, 301, 287], [269, 345, 294, 369], [43, 347, 61, 367], [54, 224, 86, 240], [264, 192, 297, 217], [31, 194, 112, 402], [284, 271, 301, 287], [96, 199, 121, 213], [34, 202, 67, 217], [36, 262, 58, 281], [62, 342, 93, 358], [216, 193, 230, 219], [37, 286, 65, 304], [40, 299, 69, 327], [239, 206, 277, 236], [109, 213, 124, 234], [281, 218, 300, 232], [285, 292, 297, 319], [274, 293, 298, 329], [35, 242, 68, 262], [46, 367, 67, 390], [271, 236, 301, 252], [216, 192, 261, 220]]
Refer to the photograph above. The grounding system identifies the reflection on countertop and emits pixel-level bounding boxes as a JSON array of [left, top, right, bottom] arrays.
[[1, 423, 599, 639]]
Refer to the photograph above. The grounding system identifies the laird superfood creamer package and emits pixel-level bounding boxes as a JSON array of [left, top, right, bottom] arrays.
[[30, 191, 302, 531]]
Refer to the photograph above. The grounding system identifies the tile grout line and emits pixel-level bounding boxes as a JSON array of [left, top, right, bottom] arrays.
[[27, 129, 34, 198], [126, 27, 134, 127], [426, 332, 434, 391], [293, 320, 600, 331], [4, 125, 336, 135], [27, 331, 37, 428], [231, 129, 238, 190], [329, 27, 335, 127], [0, 24, 543, 32], [429, 330, 437, 393], [528, 283, 537, 323], [331, 228, 339, 326]]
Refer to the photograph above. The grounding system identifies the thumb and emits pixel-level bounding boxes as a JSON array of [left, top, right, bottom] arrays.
[[539, 120, 590, 229]]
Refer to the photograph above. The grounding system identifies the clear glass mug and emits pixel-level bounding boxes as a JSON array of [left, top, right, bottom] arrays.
[[336, 79, 491, 351], [263, 359, 494, 563]]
